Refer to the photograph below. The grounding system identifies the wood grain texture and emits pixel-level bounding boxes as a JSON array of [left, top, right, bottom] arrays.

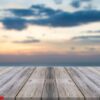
[[42, 68, 58, 100], [17, 67, 47, 100], [0, 67, 99, 100], [66, 67, 100, 100], [0, 67, 35, 100], [87, 67, 100, 75], [0, 67, 13, 76], [78, 67, 100, 87], [55, 67, 84, 100]]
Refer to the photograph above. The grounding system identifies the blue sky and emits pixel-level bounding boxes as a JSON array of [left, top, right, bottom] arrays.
[[0, 0, 100, 11], [0, 0, 100, 65]]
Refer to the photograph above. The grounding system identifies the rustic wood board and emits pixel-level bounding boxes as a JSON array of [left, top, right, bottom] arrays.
[[42, 68, 59, 99], [66, 67, 100, 100], [0, 67, 99, 100], [0, 67, 13, 76], [17, 67, 47, 100], [55, 67, 84, 100], [0, 67, 35, 100], [78, 67, 100, 87]]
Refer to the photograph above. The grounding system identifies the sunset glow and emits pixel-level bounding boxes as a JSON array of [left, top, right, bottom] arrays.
[[0, 0, 100, 65]]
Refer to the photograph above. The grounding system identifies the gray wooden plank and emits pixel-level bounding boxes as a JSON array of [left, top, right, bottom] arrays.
[[42, 68, 58, 100], [55, 67, 84, 100], [0, 67, 8, 72], [17, 67, 47, 100], [78, 67, 100, 87], [0, 67, 13, 76], [0, 67, 35, 100], [92, 67, 100, 71], [67, 67, 100, 100], [0, 67, 23, 88], [0, 67, 100, 100], [87, 67, 100, 75]]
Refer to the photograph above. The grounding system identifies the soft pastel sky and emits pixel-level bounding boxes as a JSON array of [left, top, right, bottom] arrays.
[[0, 0, 100, 65]]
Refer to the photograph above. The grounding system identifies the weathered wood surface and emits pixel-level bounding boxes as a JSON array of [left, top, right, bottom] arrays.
[[0, 67, 100, 100], [55, 67, 84, 100], [42, 68, 58, 99], [17, 67, 47, 100]]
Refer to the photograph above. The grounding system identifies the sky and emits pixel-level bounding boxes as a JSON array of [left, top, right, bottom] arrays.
[[0, 0, 100, 65]]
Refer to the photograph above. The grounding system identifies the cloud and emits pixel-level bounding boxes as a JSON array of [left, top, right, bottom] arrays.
[[71, 0, 80, 8], [13, 37, 40, 44], [32, 10, 100, 27], [1, 5, 100, 30], [71, 0, 92, 9], [1, 17, 27, 30], [31, 5, 60, 17], [71, 35, 100, 44], [53, 0, 63, 4], [7, 5, 60, 18], [9, 9, 34, 17], [87, 47, 96, 51], [83, 30, 100, 33]]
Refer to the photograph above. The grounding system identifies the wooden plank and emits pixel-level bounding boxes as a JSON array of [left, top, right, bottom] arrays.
[[0, 67, 23, 88], [54, 67, 84, 100], [67, 67, 100, 100], [0, 67, 7, 72], [92, 67, 100, 71], [0, 67, 100, 100], [87, 67, 100, 75], [17, 67, 47, 100], [0, 67, 35, 100], [78, 67, 100, 87], [42, 68, 58, 99], [0, 67, 13, 76]]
